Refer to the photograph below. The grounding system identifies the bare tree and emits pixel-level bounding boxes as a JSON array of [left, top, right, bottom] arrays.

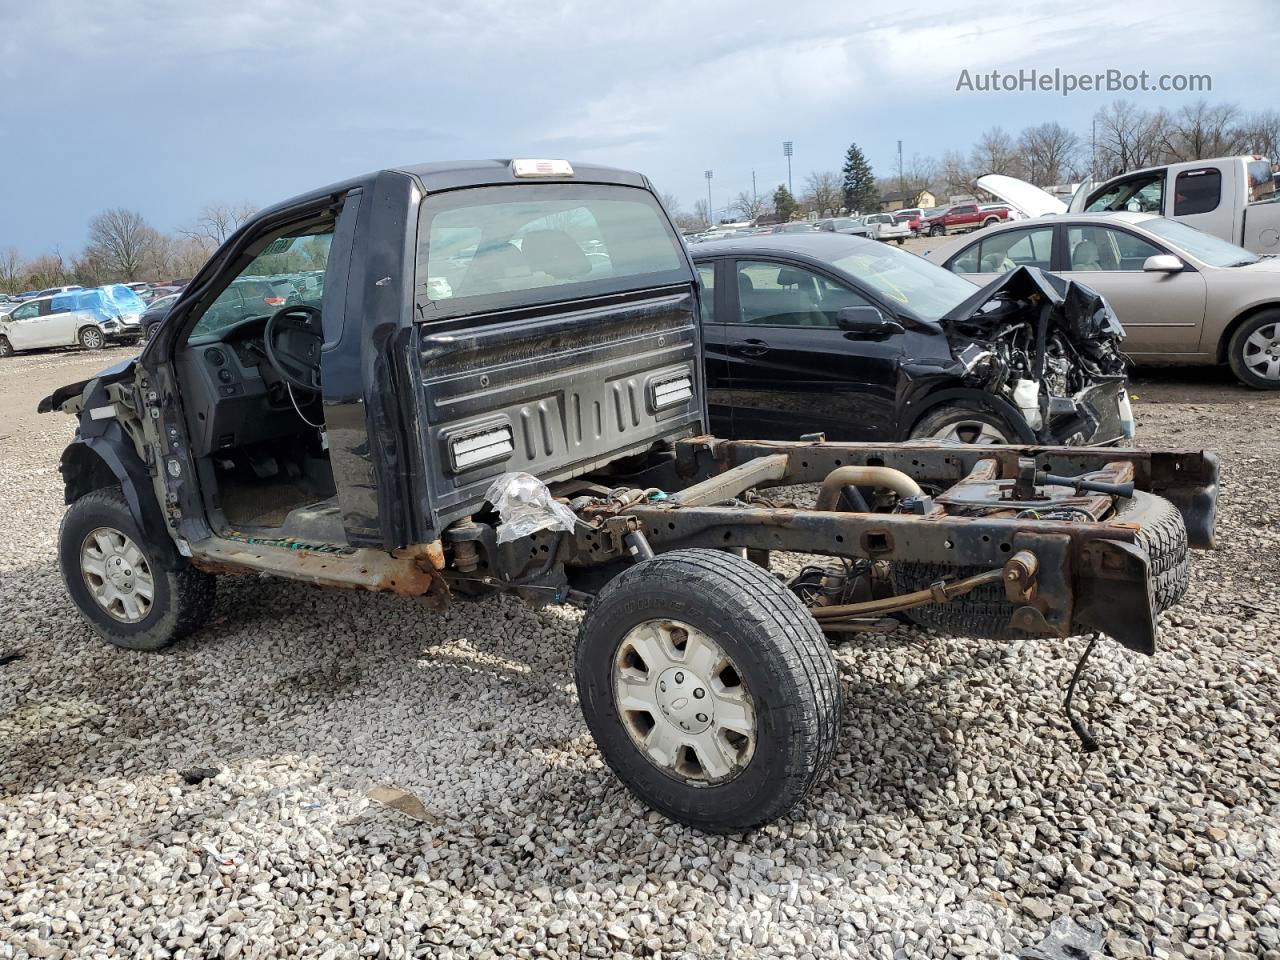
[[937, 150, 977, 198], [0, 247, 23, 292], [1239, 110, 1280, 162], [180, 202, 258, 246], [802, 171, 842, 217], [23, 253, 70, 290], [1016, 122, 1082, 186], [899, 154, 938, 207], [1093, 100, 1168, 176], [693, 198, 712, 229], [729, 191, 768, 222], [84, 209, 160, 281], [970, 127, 1020, 176], [1161, 99, 1245, 162]]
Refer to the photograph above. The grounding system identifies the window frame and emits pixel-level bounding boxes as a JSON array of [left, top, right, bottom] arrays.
[[945, 224, 1055, 276], [1173, 167, 1222, 216], [724, 255, 881, 330]]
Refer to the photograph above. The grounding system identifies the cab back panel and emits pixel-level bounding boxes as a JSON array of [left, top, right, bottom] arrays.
[[416, 286, 704, 531]]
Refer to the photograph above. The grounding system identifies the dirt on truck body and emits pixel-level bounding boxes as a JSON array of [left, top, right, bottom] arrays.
[[40, 158, 1218, 832]]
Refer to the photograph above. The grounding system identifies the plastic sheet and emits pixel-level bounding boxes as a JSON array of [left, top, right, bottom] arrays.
[[485, 472, 578, 544]]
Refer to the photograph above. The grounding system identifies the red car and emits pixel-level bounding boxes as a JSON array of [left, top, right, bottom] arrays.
[[921, 203, 1012, 237]]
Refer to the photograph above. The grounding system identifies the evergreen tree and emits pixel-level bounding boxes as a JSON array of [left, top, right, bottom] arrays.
[[773, 184, 798, 221], [841, 142, 877, 214]]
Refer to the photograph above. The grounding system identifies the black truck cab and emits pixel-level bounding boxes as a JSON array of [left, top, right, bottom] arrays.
[[43, 159, 1219, 832]]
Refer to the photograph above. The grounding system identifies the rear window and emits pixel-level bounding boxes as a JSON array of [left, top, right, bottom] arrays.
[[106, 285, 146, 312], [416, 183, 687, 319]]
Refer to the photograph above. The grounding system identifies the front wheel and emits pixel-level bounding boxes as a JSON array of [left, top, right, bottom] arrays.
[[929, 224, 945, 237], [1227, 310, 1280, 389], [78, 326, 105, 350], [576, 549, 842, 832], [909, 402, 1019, 445], [59, 486, 216, 650], [0, 335, 12, 358]]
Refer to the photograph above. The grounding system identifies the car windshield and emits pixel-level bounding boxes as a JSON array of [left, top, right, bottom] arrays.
[[417, 182, 686, 319], [1140, 217, 1260, 267], [818, 242, 979, 321]]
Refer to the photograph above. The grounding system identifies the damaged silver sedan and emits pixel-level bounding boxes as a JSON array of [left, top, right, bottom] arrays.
[[693, 235, 1133, 447]]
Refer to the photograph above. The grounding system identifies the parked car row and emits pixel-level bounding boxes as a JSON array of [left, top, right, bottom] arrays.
[[0, 284, 148, 356], [688, 215, 914, 245]]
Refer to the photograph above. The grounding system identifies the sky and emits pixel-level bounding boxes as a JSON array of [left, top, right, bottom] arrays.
[[0, 0, 1275, 255]]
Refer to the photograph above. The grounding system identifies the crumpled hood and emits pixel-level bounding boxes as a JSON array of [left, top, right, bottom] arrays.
[[940, 265, 1125, 346], [37, 357, 136, 414]]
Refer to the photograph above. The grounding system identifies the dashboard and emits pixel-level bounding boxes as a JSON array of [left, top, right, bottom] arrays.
[[177, 317, 310, 457]]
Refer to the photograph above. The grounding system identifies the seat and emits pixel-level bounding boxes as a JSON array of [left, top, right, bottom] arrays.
[[1071, 239, 1102, 271], [521, 230, 591, 280], [980, 252, 1015, 273], [459, 242, 527, 296]]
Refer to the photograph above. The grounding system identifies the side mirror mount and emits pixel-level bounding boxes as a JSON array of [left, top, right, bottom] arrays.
[[1143, 254, 1184, 273], [837, 306, 904, 336]]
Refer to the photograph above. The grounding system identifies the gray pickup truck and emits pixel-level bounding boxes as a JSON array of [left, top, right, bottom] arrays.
[[41, 158, 1218, 832]]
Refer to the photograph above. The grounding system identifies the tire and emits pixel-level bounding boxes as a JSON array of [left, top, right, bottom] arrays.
[[144, 322, 161, 342], [59, 485, 216, 651], [1226, 310, 1280, 390], [78, 326, 105, 350], [910, 402, 1019, 445], [576, 548, 842, 832], [929, 224, 945, 237], [0, 336, 12, 358], [892, 491, 1189, 640], [896, 238, 905, 245], [982, 217, 1000, 228]]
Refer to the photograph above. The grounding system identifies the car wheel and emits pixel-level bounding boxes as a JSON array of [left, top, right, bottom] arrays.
[[929, 224, 945, 237], [0, 335, 12, 358], [576, 548, 841, 832], [982, 217, 1000, 228], [910, 402, 1018, 445], [892, 491, 1188, 639], [896, 238, 905, 245], [1227, 310, 1280, 390], [78, 326, 105, 350], [144, 322, 161, 342], [59, 485, 216, 651]]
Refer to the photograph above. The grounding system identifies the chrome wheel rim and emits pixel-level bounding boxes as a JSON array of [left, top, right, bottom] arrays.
[[931, 418, 1010, 444], [81, 328, 103, 348], [80, 527, 154, 622], [1242, 322, 1280, 381], [613, 620, 755, 784]]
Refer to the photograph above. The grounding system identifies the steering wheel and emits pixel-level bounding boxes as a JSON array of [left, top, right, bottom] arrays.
[[263, 305, 323, 393]]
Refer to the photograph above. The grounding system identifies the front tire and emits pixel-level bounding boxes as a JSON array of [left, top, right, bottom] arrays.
[[929, 224, 945, 237], [59, 486, 215, 651], [1227, 310, 1280, 389], [78, 326, 105, 350], [910, 402, 1019, 445], [576, 549, 842, 832], [0, 335, 12, 357]]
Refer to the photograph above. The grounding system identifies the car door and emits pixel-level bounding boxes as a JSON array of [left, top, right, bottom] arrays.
[[1056, 223, 1207, 355], [46, 294, 83, 347], [3, 300, 44, 349], [693, 259, 735, 437], [721, 258, 903, 441]]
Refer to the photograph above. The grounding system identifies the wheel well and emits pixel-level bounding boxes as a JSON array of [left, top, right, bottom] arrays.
[[1216, 303, 1280, 363], [900, 388, 1034, 443], [61, 444, 117, 506]]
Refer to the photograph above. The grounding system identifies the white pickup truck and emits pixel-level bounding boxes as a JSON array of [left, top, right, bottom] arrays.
[[980, 155, 1280, 255]]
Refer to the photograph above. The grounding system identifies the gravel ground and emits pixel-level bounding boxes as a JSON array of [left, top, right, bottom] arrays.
[[2, 348, 1278, 960]]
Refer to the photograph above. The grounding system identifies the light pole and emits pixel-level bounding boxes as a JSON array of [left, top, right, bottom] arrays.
[[782, 142, 793, 196], [704, 169, 713, 227]]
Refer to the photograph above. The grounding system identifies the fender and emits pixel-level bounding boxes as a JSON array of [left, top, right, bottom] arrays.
[[60, 423, 181, 571], [896, 386, 1037, 443]]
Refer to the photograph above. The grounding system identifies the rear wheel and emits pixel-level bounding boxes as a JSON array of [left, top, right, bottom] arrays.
[[0, 336, 12, 358], [1227, 310, 1280, 389], [78, 326, 105, 350], [982, 217, 1000, 228], [892, 491, 1189, 639], [59, 486, 216, 651], [910, 402, 1018, 445], [576, 549, 841, 832]]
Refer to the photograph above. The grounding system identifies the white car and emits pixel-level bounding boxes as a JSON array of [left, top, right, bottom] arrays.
[[862, 213, 911, 244], [0, 286, 145, 357]]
